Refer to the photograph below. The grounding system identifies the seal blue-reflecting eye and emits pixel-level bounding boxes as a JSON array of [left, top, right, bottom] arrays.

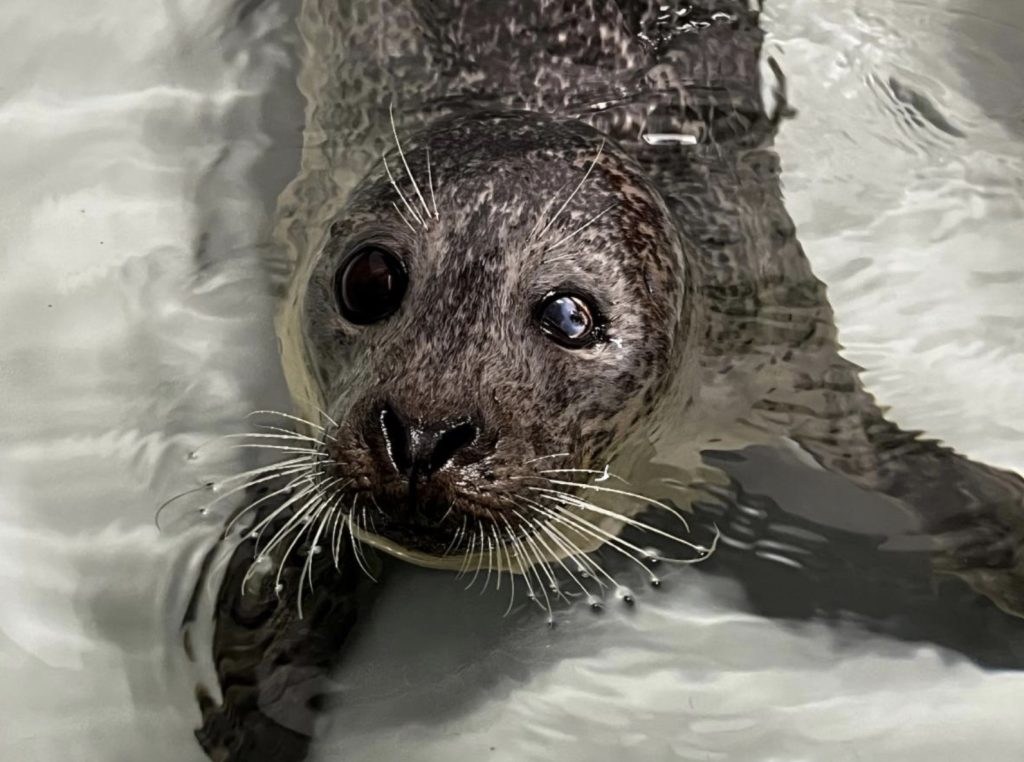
[[334, 246, 408, 325], [536, 293, 601, 348]]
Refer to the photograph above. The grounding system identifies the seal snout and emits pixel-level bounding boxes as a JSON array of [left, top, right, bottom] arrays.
[[377, 400, 482, 478]]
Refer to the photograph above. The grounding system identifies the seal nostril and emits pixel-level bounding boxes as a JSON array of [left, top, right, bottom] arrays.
[[428, 422, 478, 474], [380, 402, 412, 474]]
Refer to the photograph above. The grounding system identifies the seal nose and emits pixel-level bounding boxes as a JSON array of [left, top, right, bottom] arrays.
[[378, 402, 480, 478]]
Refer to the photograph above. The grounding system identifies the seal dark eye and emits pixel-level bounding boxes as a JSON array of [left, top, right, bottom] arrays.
[[535, 292, 603, 348], [334, 246, 408, 325]]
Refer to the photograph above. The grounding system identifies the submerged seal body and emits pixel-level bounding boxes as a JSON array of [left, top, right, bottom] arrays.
[[191, 1, 1024, 758]]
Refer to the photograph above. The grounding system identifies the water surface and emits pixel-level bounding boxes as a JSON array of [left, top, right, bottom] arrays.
[[1, 1, 1023, 760]]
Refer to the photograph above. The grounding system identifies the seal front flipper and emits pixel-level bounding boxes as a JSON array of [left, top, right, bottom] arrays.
[[192, 525, 383, 761]]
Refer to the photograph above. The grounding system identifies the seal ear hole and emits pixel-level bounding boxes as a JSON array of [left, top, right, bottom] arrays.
[[534, 291, 606, 349], [334, 245, 408, 325]]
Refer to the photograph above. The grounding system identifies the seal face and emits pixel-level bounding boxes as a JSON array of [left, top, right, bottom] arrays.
[[289, 110, 694, 562]]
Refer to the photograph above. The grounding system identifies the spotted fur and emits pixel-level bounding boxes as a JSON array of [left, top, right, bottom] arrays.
[[194, 1, 1024, 759]]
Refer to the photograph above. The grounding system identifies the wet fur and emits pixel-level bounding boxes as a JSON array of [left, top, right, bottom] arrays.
[[193, 1, 1024, 759]]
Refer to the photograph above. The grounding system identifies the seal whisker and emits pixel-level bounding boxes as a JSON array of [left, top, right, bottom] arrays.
[[535, 519, 607, 592], [425, 146, 439, 220], [442, 515, 468, 557], [524, 452, 571, 464], [513, 509, 586, 600], [205, 443, 327, 461], [456, 530, 478, 578], [499, 526, 518, 617], [254, 481, 329, 560], [547, 201, 617, 251], [504, 528, 536, 602], [538, 467, 628, 485], [488, 523, 504, 592], [247, 409, 328, 434], [274, 507, 322, 612], [247, 478, 324, 549], [540, 521, 620, 591], [529, 523, 589, 600], [333, 494, 357, 568], [223, 471, 318, 537], [465, 528, 487, 590], [157, 457, 311, 530], [201, 463, 312, 524], [533, 490, 710, 556], [314, 406, 340, 430], [348, 512, 378, 582], [518, 535, 556, 621], [254, 424, 326, 445], [539, 479, 691, 530], [480, 534, 495, 594], [391, 201, 418, 234], [215, 455, 321, 486], [298, 502, 336, 616], [383, 155, 425, 227], [389, 101, 433, 222], [537, 504, 661, 584], [533, 139, 605, 241]]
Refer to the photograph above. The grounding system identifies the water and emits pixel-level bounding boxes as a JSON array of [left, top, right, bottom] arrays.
[[1, 1, 1023, 760]]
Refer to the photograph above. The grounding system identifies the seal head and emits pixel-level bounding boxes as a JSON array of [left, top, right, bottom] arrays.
[[282, 110, 696, 564]]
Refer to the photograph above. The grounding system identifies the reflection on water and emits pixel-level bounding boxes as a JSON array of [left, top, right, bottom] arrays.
[[1, 1, 1023, 761]]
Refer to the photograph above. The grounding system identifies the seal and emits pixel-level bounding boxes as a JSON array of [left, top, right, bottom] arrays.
[[190, 1, 1024, 759]]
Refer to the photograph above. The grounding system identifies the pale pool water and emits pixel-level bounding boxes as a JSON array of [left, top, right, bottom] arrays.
[[1, 1, 1022, 761]]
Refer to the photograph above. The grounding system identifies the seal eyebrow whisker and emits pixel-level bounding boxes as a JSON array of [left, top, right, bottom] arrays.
[[547, 201, 617, 252], [391, 201, 418, 234], [383, 155, 426, 228], [389, 101, 433, 223], [533, 138, 605, 242]]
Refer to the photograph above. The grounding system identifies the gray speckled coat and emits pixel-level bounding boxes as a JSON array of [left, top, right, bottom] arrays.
[[194, 1, 1024, 759]]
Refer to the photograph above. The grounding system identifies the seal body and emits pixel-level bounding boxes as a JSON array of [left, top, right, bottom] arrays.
[[192, 1, 1024, 758]]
